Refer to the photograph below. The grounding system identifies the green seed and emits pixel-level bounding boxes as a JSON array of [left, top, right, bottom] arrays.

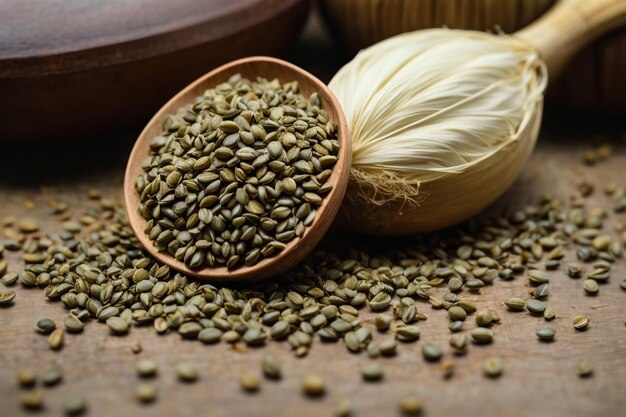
[[64, 394, 87, 415], [1, 271, 18, 285], [198, 328, 222, 344], [261, 356, 282, 380], [543, 307, 556, 320], [64, 315, 84, 333], [536, 327, 556, 341], [399, 397, 423, 415], [447, 306, 466, 321], [526, 299, 546, 315], [421, 343, 442, 361], [18, 219, 39, 233], [379, 339, 397, 356], [36, 318, 56, 334], [176, 363, 198, 382], [448, 320, 463, 332], [504, 297, 526, 311], [136, 359, 158, 377], [42, 364, 63, 386], [441, 359, 455, 379], [573, 316, 589, 330], [471, 327, 494, 344], [583, 279, 598, 294], [396, 325, 420, 342], [528, 270, 550, 284], [106, 317, 129, 334], [302, 375, 325, 396], [475, 310, 493, 327], [374, 314, 392, 331], [136, 384, 157, 403], [361, 362, 384, 381], [483, 357, 503, 378], [534, 283, 549, 298]]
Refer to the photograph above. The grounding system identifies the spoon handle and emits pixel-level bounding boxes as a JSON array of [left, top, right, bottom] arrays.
[[515, 0, 626, 78]]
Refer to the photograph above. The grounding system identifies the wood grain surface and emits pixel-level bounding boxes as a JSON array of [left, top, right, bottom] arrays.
[[124, 56, 351, 281], [0, 9, 625, 417]]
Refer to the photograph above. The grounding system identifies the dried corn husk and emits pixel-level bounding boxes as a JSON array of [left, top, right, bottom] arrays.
[[329, 29, 547, 234]]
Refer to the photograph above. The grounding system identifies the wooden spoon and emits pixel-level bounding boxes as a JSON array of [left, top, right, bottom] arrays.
[[124, 57, 351, 282]]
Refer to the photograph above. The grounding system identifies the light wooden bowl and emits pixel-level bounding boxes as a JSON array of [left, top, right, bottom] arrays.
[[124, 57, 351, 281], [319, 0, 626, 114]]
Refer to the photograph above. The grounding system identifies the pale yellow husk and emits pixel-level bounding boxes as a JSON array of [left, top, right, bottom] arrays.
[[328, 28, 547, 233]]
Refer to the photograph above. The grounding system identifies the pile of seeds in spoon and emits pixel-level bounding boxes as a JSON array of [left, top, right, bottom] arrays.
[[135, 74, 339, 269]]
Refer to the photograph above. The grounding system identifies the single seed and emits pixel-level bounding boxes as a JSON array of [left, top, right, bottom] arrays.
[[240, 372, 261, 393], [483, 357, 503, 378], [526, 299, 546, 315], [16, 369, 37, 387], [448, 321, 463, 332], [106, 317, 129, 334], [449, 334, 468, 353], [577, 358, 593, 377], [42, 364, 63, 386], [374, 314, 392, 331], [471, 327, 494, 344], [504, 297, 526, 311], [302, 375, 325, 397], [335, 399, 352, 417], [534, 283, 549, 299], [18, 219, 39, 233], [136, 384, 157, 403], [48, 329, 64, 350], [573, 316, 590, 330], [583, 279, 598, 295], [176, 363, 198, 382], [528, 270, 550, 284], [399, 397, 423, 415], [0, 290, 16, 305], [36, 318, 56, 334], [64, 315, 84, 333], [422, 343, 442, 361], [447, 306, 466, 321], [261, 356, 282, 380], [544, 307, 556, 320], [536, 327, 556, 341], [64, 394, 87, 416], [475, 310, 493, 327], [21, 389, 45, 410], [361, 362, 384, 381], [396, 325, 420, 342], [441, 359, 455, 378], [136, 359, 158, 377]]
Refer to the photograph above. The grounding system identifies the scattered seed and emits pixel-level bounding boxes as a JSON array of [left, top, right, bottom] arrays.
[[421, 343, 443, 361], [261, 356, 282, 380], [504, 297, 526, 311], [64, 315, 84, 333], [483, 357, 503, 378], [441, 359, 455, 378], [399, 397, 423, 415], [136, 359, 158, 377], [48, 329, 64, 350], [526, 299, 546, 315], [42, 364, 63, 386], [36, 318, 56, 334], [361, 362, 384, 381], [577, 358, 593, 377], [240, 372, 261, 392], [176, 363, 198, 382], [302, 375, 325, 397], [471, 327, 494, 344], [16, 369, 37, 387], [335, 399, 352, 417], [583, 279, 599, 295], [0, 290, 16, 305], [136, 384, 157, 403], [64, 394, 87, 415], [447, 306, 466, 321], [106, 317, 129, 334], [536, 327, 556, 341], [573, 316, 590, 330], [21, 389, 45, 410], [475, 310, 493, 327]]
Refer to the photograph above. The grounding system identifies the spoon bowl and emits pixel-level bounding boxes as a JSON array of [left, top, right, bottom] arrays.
[[124, 56, 351, 282]]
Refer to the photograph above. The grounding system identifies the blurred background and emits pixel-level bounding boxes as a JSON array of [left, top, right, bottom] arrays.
[[1, 0, 625, 142]]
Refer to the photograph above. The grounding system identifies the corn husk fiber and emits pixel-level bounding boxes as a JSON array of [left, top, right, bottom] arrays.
[[329, 28, 547, 234]]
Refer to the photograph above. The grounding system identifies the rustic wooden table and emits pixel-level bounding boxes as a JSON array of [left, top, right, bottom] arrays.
[[1, 9, 625, 417]]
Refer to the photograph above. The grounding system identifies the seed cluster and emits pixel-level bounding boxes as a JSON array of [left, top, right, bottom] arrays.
[[136, 74, 339, 270], [2, 176, 626, 415]]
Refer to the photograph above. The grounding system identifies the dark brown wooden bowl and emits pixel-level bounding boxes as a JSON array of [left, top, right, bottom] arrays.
[[0, 0, 310, 140], [124, 56, 351, 282]]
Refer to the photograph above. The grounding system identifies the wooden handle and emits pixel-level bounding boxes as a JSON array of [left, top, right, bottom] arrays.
[[515, 0, 626, 77]]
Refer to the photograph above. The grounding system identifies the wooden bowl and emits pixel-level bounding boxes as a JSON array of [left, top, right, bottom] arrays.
[[124, 57, 351, 282], [0, 0, 310, 140]]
